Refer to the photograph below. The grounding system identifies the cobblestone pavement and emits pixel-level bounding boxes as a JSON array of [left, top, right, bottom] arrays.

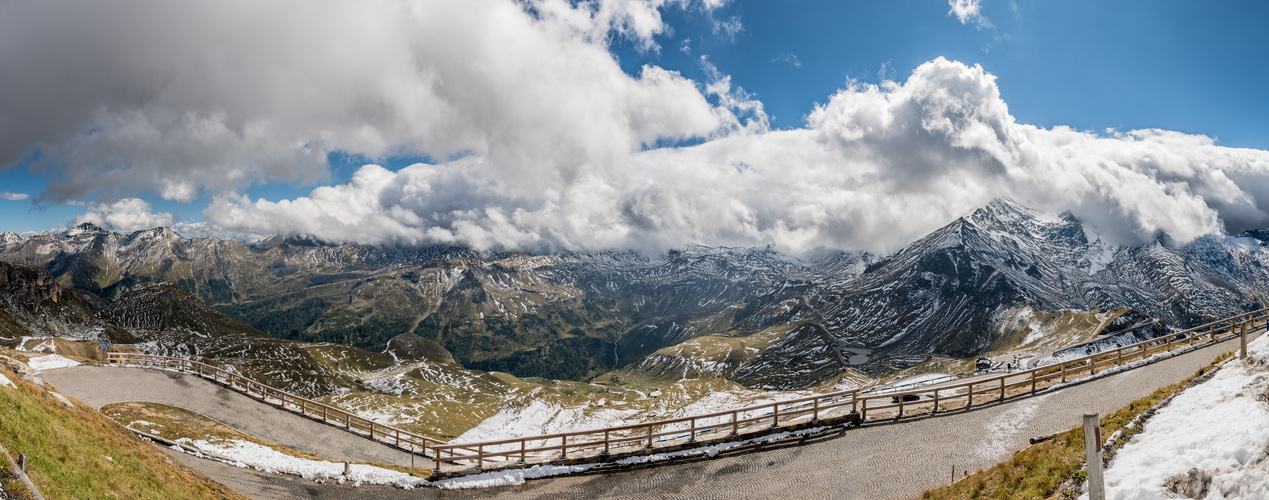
[[39, 365, 413, 467], [38, 337, 1249, 499]]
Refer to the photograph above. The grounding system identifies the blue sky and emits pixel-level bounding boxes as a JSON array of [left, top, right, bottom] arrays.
[[611, 1, 1269, 147], [1, 0, 1267, 253]]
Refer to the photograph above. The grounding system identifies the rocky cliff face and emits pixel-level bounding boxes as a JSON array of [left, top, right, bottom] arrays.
[[0, 260, 61, 313]]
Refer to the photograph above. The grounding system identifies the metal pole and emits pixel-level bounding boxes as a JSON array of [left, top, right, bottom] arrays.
[[1083, 413, 1105, 500]]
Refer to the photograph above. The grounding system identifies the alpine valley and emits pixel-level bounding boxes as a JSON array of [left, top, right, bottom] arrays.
[[3, 198, 1268, 441]]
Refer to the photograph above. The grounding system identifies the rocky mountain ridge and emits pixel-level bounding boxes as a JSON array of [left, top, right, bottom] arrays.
[[4, 199, 1268, 389]]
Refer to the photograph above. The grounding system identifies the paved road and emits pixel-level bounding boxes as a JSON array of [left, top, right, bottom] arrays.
[[40, 365, 414, 467], [38, 336, 1250, 500]]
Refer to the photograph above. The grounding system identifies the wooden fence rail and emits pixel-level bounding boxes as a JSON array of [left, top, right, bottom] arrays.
[[104, 352, 449, 459], [429, 307, 1269, 472], [108, 307, 1269, 475]]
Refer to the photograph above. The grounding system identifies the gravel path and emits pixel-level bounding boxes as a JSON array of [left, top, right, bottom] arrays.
[[37, 335, 1252, 500], [39, 365, 413, 467]]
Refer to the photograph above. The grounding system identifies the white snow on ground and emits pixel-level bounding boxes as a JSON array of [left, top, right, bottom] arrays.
[[27, 354, 79, 371], [0, 372, 14, 388], [1088, 334, 1269, 499], [874, 373, 953, 393], [173, 438, 430, 488], [433, 424, 838, 489], [454, 387, 817, 457], [15, 336, 54, 353]]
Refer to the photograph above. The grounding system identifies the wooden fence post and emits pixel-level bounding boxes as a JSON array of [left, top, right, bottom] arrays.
[[1241, 323, 1248, 359], [1083, 413, 1106, 500]]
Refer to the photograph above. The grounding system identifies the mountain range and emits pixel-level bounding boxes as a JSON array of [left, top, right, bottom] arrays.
[[3, 198, 1267, 390]]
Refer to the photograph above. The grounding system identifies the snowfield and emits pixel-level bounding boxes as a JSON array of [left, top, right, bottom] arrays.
[[172, 438, 430, 489], [27, 354, 80, 371], [1090, 334, 1269, 499], [433, 424, 838, 489]]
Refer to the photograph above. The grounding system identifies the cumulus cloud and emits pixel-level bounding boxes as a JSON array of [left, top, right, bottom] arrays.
[[1, 0, 734, 203], [72, 198, 176, 233], [205, 58, 1269, 254], [9, 1, 1269, 255], [0, 192, 28, 201], [948, 0, 992, 29]]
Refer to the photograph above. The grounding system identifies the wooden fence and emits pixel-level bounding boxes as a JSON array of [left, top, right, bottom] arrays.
[[109, 307, 1268, 475], [427, 307, 1269, 472], [105, 352, 448, 458]]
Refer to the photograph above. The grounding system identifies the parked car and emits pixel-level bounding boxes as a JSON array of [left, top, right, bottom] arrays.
[[890, 393, 920, 403], [975, 357, 993, 371]]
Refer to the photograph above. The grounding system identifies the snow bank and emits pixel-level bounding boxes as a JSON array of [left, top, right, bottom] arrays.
[[28, 354, 79, 371], [174, 438, 429, 488], [434, 424, 838, 489], [1089, 334, 1269, 499], [0, 372, 14, 388]]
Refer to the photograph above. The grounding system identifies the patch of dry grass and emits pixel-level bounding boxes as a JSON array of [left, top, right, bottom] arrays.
[[0, 366, 246, 499]]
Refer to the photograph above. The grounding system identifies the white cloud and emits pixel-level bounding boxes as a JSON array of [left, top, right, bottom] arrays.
[[712, 15, 743, 40], [72, 198, 176, 233], [0, 192, 28, 201], [948, 0, 992, 29], [772, 53, 802, 68], [171, 220, 266, 243], [1, 0, 733, 203], [11, 1, 1269, 256], [205, 58, 1269, 255], [701, 56, 770, 134]]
